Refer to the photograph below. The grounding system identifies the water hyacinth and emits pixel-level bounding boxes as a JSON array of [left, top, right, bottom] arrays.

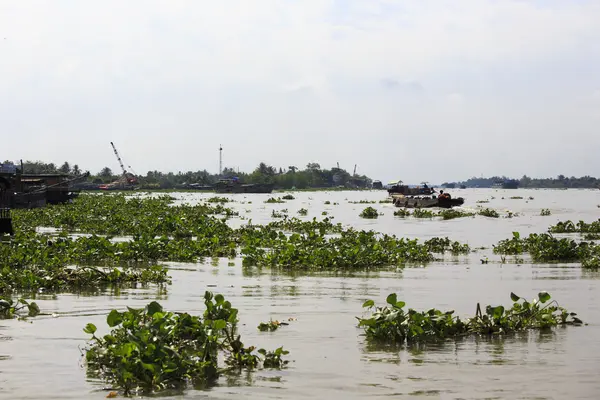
[[357, 292, 583, 345], [83, 292, 289, 396]]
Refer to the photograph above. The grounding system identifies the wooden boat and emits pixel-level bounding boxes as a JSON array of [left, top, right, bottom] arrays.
[[392, 194, 465, 209], [0, 172, 86, 209], [387, 181, 434, 196], [214, 178, 274, 194]]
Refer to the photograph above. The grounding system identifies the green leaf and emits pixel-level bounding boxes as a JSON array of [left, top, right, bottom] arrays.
[[212, 319, 227, 330], [214, 294, 225, 305], [510, 292, 520, 302], [386, 293, 397, 306], [107, 310, 123, 327], [512, 231, 520, 239], [492, 305, 505, 319], [362, 300, 375, 308], [27, 302, 40, 317], [538, 291, 551, 303], [83, 323, 97, 335], [147, 301, 163, 316], [395, 301, 406, 309]]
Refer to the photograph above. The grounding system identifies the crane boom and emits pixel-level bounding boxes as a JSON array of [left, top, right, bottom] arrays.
[[110, 141, 128, 176]]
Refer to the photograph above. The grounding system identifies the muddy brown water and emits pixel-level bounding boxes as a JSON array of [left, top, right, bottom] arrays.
[[1, 189, 600, 399]]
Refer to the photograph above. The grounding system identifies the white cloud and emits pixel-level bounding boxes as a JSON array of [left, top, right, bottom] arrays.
[[1, 0, 599, 182]]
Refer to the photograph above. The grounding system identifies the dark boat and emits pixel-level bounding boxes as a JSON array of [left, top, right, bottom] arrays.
[[387, 181, 435, 196], [0, 176, 13, 235], [214, 178, 274, 194], [392, 194, 465, 209], [372, 180, 383, 190], [0, 169, 87, 209]]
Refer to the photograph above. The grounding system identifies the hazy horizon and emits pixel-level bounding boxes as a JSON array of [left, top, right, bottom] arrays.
[[2, 1, 599, 183]]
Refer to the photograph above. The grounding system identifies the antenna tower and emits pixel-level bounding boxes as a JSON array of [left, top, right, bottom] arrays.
[[219, 145, 223, 177]]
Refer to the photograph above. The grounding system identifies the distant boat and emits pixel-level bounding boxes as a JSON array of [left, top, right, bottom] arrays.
[[387, 180, 435, 196], [214, 178, 274, 194]]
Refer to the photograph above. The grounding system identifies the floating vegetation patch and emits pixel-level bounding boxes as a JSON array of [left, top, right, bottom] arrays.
[[206, 197, 231, 203], [549, 219, 600, 234], [412, 209, 435, 218], [493, 232, 600, 267], [476, 200, 490, 204], [0, 232, 171, 293], [241, 230, 437, 270], [257, 319, 289, 332], [357, 292, 582, 345], [393, 209, 410, 217], [391, 208, 474, 220], [12, 194, 238, 236], [438, 209, 475, 220], [297, 208, 308, 216], [478, 208, 500, 218], [281, 194, 295, 200], [510, 196, 523, 200], [359, 207, 379, 219], [540, 209, 551, 216], [324, 201, 331, 205], [83, 292, 289, 396], [0, 297, 40, 319], [265, 197, 285, 204], [271, 210, 285, 219], [424, 237, 471, 254]]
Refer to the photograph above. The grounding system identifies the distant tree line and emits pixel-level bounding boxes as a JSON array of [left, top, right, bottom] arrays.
[[5, 160, 373, 190], [442, 175, 600, 189]]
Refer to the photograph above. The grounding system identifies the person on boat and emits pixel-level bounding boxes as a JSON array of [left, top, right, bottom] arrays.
[[438, 190, 451, 200]]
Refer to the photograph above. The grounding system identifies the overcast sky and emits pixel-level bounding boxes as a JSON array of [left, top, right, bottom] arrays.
[[1, 0, 599, 183]]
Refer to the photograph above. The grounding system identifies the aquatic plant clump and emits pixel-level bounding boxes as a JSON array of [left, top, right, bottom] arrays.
[[83, 292, 289, 396], [257, 319, 289, 332], [359, 207, 379, 219], [478, 208, 500, 218], [265, 197, 285, 204], [0, 233, 171, 293], [549, 219, 600, 234], [493, 232, 600, 266], [357, 292, 582, 345], [12, 194, 239, 236], [424, 237, 470, 255], [0, 297, 40, 319], [540, 209, 551, 216], [241, 230, 436, 270]]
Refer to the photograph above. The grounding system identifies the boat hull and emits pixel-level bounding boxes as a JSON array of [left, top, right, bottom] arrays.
[[393, 196, 465, 209]]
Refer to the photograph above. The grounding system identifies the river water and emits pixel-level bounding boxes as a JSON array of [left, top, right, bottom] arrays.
[[1, 189, 599, 399]]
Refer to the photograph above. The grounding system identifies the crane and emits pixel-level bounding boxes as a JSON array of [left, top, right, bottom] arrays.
[[110, 142, 137, 185]]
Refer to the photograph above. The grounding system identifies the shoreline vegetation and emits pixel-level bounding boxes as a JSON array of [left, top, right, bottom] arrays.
[[7, 161, 600, 190]]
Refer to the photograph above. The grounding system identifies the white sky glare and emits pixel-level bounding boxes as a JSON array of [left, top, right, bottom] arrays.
[[1, 0, 599, 183]]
